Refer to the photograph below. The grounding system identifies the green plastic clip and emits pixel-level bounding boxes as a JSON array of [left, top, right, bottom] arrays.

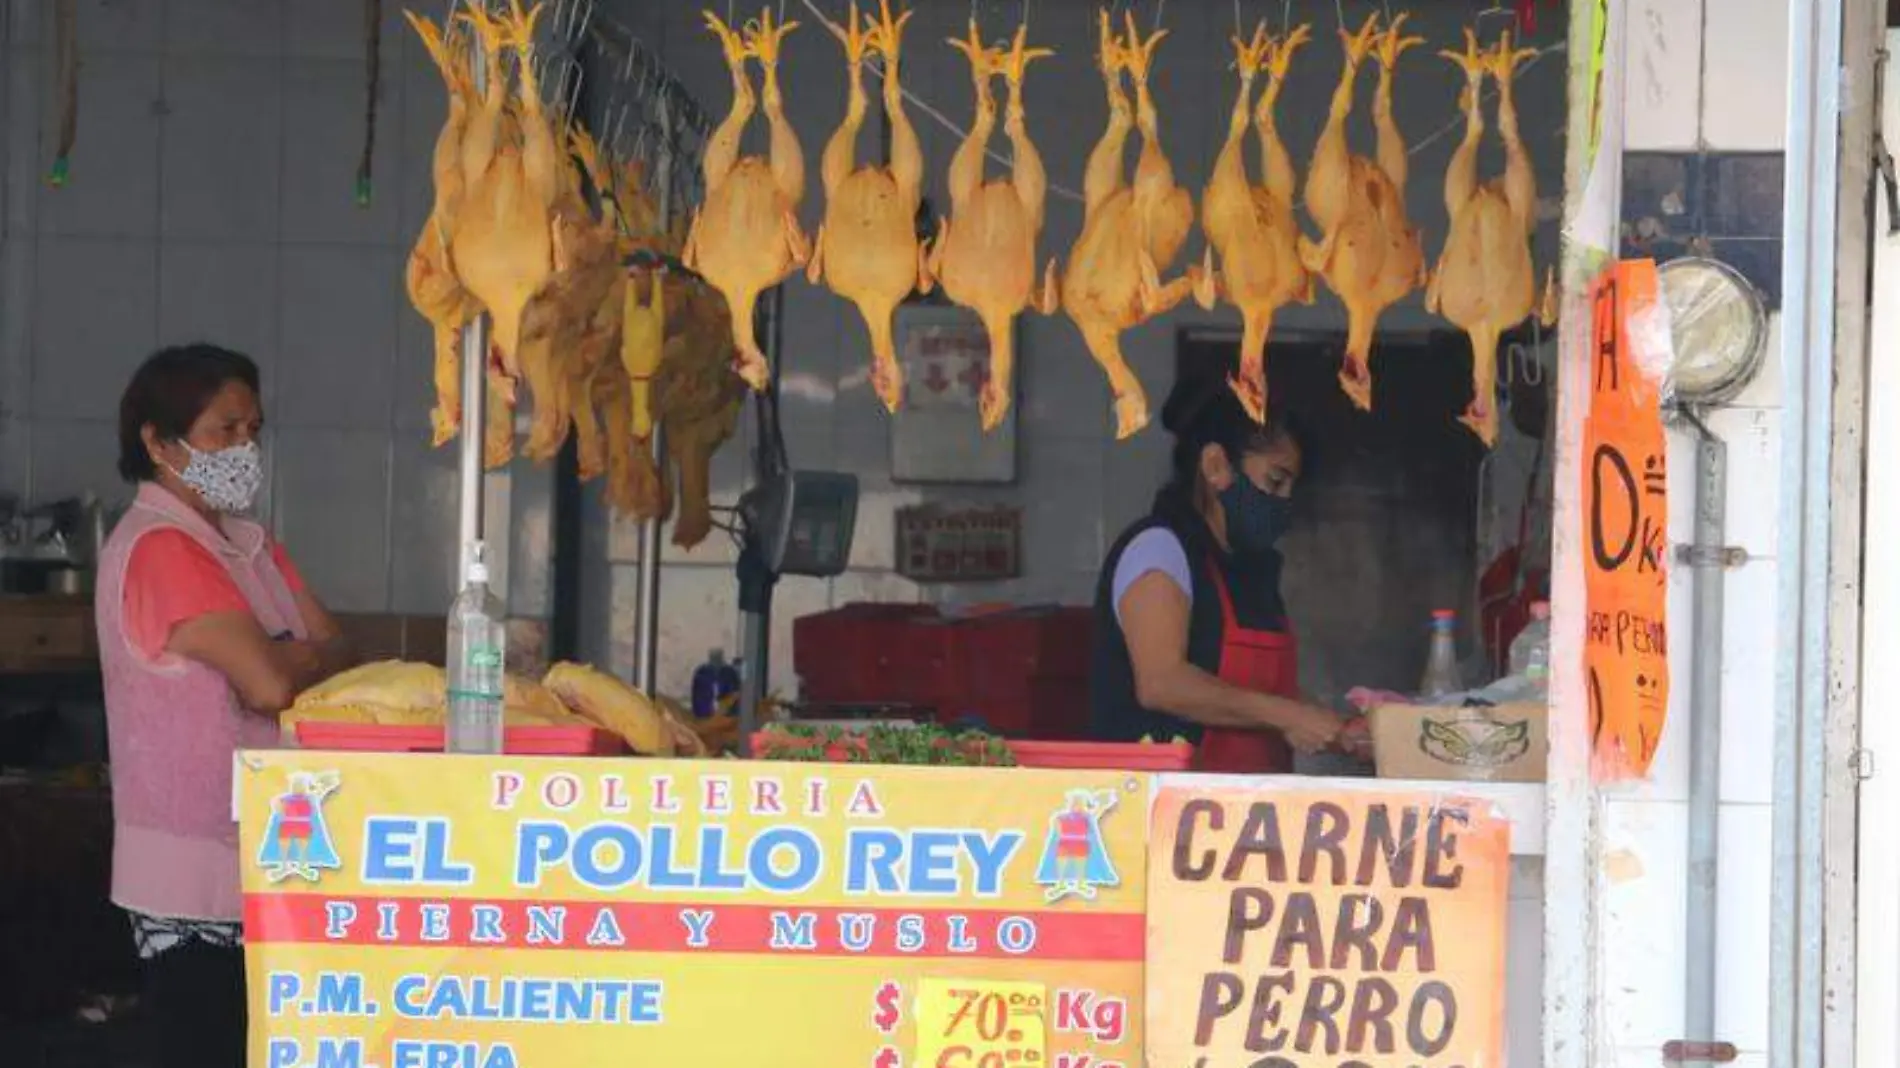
[[47, 156, 69, 188], [354, 175, 372, 208]]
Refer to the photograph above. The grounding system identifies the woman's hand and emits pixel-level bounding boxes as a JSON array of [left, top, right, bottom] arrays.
[[1278, 703, 1345, 755]]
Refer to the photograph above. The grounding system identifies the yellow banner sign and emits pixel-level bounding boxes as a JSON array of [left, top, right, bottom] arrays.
[[237, 752, 1147, 1068], [1144, 787, 1511, 1068], [1584, 259, 1672, 780]]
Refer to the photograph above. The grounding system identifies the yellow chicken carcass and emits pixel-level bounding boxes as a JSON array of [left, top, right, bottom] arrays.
[[1195, 24, 1316, 423], [403, 13, 482, 448], [656, 306, 745, 550], [620, 271, 666, 444], [807, 0, 929, 412], [448, 1, 559, 407], [931, 21, 1059, 432], [542, 661, 669, 754], [1302, 14, 1428, 410], [1058, 13, 1199, 440], [682, 10, 808, 392], [1425, 30, 1553, 446]]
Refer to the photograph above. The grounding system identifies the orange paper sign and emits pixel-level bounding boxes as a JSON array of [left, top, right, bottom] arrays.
[[1144, 788, 1511, 1068], [1584, 259, 1672, 780]]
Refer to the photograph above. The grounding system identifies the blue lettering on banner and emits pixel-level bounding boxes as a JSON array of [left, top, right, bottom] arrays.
[[266, 1038, 300, 1068], [312, 971, 371, 1017], [361, 818, 473, 886], [391, 976, 665, 1024], [511, 822, 826, 894], [842, 829, 1024, 897], [391, 1041, 518, 1068], [768, 912, 817, 950], [314, 1038, 365, 1068], [266, 972, 301, 1017]]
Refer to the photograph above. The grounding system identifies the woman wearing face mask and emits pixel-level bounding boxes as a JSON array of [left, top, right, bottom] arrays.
[[1090, 373, 1358, 772], [96, 343, 355, 1068]]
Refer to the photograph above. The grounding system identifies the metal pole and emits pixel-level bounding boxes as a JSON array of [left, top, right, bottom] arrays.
[[632, 426, 664, 695], [1682, 427, 1728, 1059], [632, 99, 675, 697], [457, 2, 491, 582]]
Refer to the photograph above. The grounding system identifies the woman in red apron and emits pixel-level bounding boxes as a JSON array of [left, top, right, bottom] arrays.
[[1089, 375, 1361, 771]]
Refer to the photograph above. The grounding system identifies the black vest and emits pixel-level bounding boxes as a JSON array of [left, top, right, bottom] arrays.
[[1089, 511, 1289, 744]]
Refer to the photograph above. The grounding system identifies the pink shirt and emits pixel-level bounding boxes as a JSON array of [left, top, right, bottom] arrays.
[[97, 483, 309, 922]]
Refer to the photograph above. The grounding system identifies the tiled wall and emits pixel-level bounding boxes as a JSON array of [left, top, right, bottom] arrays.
[[0, 0, 551, 619], [1602, 1, 1790, 1065], [579, 0, 1570, 701]]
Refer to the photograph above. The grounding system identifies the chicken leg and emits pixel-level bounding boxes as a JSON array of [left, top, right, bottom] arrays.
[[1124, 14, 1193, 312], [977, 25, 1058, 431]]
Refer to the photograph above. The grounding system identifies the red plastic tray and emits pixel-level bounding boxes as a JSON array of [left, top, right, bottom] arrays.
[[1009, 740, 1193, 771], [294, 722, 625, 756]]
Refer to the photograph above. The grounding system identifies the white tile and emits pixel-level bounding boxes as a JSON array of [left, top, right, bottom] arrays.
[[281, 58, 403, 245], [0, 238, 35, 413], [158, 58, 282, 242], [1703, 406, 1781, 561], [31, 237, 157, 420], [1504, 893, 1545, 1068], [275, 245, 401, 429], [67, 0, 165, 53], [25, 417, 120, 503], [1715, 803, 1773, 1054], [1701, 0, 1791, 150], [272, 427, 390, 612], [156, 243, 279, 374], [284, 0, 406, 67], [387, 433, 458, 615], [826, 569, 921, 609], [650, 565, 741, 700], [768, 573, 833, 697], [1017, 312, 1112, 441], [164, 0, 283, 58], [396, 57, 448, 242], [1600, 799, 1690, 1049], [1719, 559, 1779, 803], [4, 51, 40, 235], [1624, 0, 1705, 151], [34, 55, 162, 239]]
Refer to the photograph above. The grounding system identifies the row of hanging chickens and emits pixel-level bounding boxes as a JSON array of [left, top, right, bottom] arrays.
[[403, 2, 743, 548], [689, 4, 1554, 447]]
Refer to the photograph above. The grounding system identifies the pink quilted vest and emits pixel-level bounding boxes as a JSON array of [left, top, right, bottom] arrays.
[[96, 482, 307, 921]]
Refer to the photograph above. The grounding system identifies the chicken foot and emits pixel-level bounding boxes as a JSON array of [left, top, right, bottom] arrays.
[[978, 25, 1058, 433]]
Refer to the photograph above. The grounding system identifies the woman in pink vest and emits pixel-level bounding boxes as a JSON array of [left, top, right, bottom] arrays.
[[97, 344, 356, 1068]]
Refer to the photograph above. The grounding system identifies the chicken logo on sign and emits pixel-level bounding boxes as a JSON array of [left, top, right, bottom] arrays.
[[1034, 788, 1122, 904], [256, 770, 343, 884]]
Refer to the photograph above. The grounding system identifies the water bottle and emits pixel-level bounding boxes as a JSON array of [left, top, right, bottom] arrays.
[[446, 543, 506, 754], [1420, 610, 1463, 700], [1508, 601, 1552, 693], [691, 648, 742, 718]]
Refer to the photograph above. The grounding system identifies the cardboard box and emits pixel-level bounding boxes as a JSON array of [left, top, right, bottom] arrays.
[[1369, 701, 1548, 783]]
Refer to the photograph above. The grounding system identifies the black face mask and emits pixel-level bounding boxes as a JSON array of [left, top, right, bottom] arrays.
[[1217, 476, 1294, 556]]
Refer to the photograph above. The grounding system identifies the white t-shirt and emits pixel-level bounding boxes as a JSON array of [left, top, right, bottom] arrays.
[[1111, 527, 1194, 625]]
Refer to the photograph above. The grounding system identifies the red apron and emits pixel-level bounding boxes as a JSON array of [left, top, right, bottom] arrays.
[[1196, 560, 1297, 774]]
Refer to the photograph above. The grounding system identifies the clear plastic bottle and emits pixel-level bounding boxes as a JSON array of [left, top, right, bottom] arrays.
[[1420, 609, 1463, 699], [446, 543, 506, 755], [1509, 601, 1552, 692]]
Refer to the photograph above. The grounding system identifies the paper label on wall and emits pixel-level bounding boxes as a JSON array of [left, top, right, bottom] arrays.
[[1583, 259, 1672, 781]]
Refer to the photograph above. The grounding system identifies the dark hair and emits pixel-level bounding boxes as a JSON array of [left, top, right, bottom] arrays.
[[116, 344, 261, 482], [1152, 374, 1301, 556]]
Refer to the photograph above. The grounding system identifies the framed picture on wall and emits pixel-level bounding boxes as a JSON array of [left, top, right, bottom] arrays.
[[889, 305, 1018, 484]]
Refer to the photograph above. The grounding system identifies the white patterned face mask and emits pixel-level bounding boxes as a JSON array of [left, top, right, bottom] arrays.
[[167, 441, 263, 514]]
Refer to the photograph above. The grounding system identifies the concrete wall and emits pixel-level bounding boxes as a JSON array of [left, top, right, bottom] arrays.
[[578, 0, 1569, 700], [1597, 1, 1792, 1065], [0, 0, 552, 620]]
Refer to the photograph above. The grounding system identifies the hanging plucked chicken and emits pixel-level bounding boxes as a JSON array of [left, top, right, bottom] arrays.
[[930, 20, 1059, 432], [683, 9, 809, 392], [807, 0, 931, 413], [1425, 28, 1556, 445], [1302, 14, 1428, 410], [1194, 23, 1315, 423], [1058, 12, 1200, 441]]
